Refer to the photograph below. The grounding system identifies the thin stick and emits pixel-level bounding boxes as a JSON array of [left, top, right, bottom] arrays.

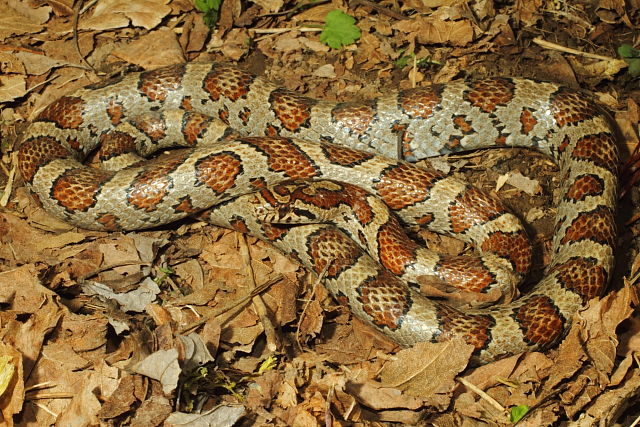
[[257, 0, 330, 18], [179, 275, 281, 334], [457, 376, 506, 414], [72, 0, 96, 72], [31, 401, 58, 418], [295, 269, 326, 351], [0, 153, 17, 207], [239, 234, 279, 352], [24, 382, 55, 392], [532, 37, 617, 61], [251, 27, 322, 34], [252, 27, 323, 42], [26, 392, 74, 400]]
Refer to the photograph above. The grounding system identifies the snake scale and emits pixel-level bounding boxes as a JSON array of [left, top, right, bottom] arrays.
[[18, 62, 618, 363]]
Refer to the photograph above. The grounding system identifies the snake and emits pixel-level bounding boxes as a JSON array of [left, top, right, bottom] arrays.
[[17, 62, 618, 364]]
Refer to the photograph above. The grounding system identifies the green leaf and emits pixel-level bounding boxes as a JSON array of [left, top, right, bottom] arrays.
[[395, 55, 412, 68], [509, 405, 530, 423], [629, 58, 640, 77], [257, 355, 277, 374], [194, 0, 222, 28], [618, 44, 640, 77], [320, 10, 361, 49], [618, 44, 640, 59]]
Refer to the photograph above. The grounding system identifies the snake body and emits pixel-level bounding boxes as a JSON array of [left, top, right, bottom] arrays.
[[18, 62, 618, 363]]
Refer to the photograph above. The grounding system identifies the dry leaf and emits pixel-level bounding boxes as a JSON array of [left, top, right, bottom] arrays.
[[0, 344, 23, 427], [111, 28, 185, 68], [80, 0, 172, 30], [344, 379, 424, 410], [505, 171, 541, 195], [176, 333, 215, 372], [379, 340, 473, 405], [618, 316, 640, 358], [13, 51, 69, 75], [165, 405, 245, 426], [249, 0, 283, 13], [581, 283, 636, 376], [132, 349, 181, 394], [0, 0, 47, 40], [82, 277, 161, 313], [97, 375, 145, 419], [0, 75, 27, 102], [54, 371, 104, 425], [514, 0, 544, 26], [393, 17, 474, 46]]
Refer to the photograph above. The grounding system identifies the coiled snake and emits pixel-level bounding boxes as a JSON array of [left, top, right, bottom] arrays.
[[17, 62, 618, 363]]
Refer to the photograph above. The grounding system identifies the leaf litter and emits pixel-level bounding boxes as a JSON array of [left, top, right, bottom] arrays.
[[0, 0, 639, 425]]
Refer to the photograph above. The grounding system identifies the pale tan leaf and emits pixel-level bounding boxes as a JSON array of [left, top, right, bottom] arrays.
[[0, 75, 26, 102], [249, 0, 283, 13], [165, 405, 245, 426], [79, 0, 171, 31], [0, 0, 46, 40], [132, 349, 181, 394], [0, 344, 23, 427], [110, 28, 185, 68], [379, 340, 473, 405]]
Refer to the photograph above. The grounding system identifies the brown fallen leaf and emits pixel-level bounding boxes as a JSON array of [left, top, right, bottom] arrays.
[[572, 367, 640, 426], [164, 405, 245, 426], [132, 349, 181, 395], [0, 75, 27, 103], [379, 339, 473, 406], [0, 0, 47, 40], [130, 382, 172, 427], [0, 268, 64, 380], [514, 0, 544, 26], [0, 343, 23, 427], [13, 51, 70, 76], [53, 372, 103, 426], [97, 374, 146, 420], [110, 28, 186, 69], [393, 17, 474, 47], [82, 277, 161, 313], [618, 315, 640, 358], [176, 333, 215, 372], [79, 0, 172, 31], [581, 282, 636, 377], [344, 378, 424, 411]]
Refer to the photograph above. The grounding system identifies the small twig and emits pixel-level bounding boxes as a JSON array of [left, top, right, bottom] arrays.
[[410, 53, 417, 88], [252, 27, 323, 43], [532, 37, 616, 61], [457, 376, 506, 415], [238, 233, 279, 352], [25, 392, 74, 400], [0, 45, 45, 54], [257, 0, 330, 18], [624, 211, 640, 227], [179, 274, 282, 334], [325, 383, 335, 426], [295, 256, 333, 351], [251, 26, 322, 34], [72, 0, 96, 72], [31, 401, 58, 418], [77, 261, 153, 282], [24, 382, 56, 393], [350, 0, 408, 20], [0, 152, 17, 207]]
